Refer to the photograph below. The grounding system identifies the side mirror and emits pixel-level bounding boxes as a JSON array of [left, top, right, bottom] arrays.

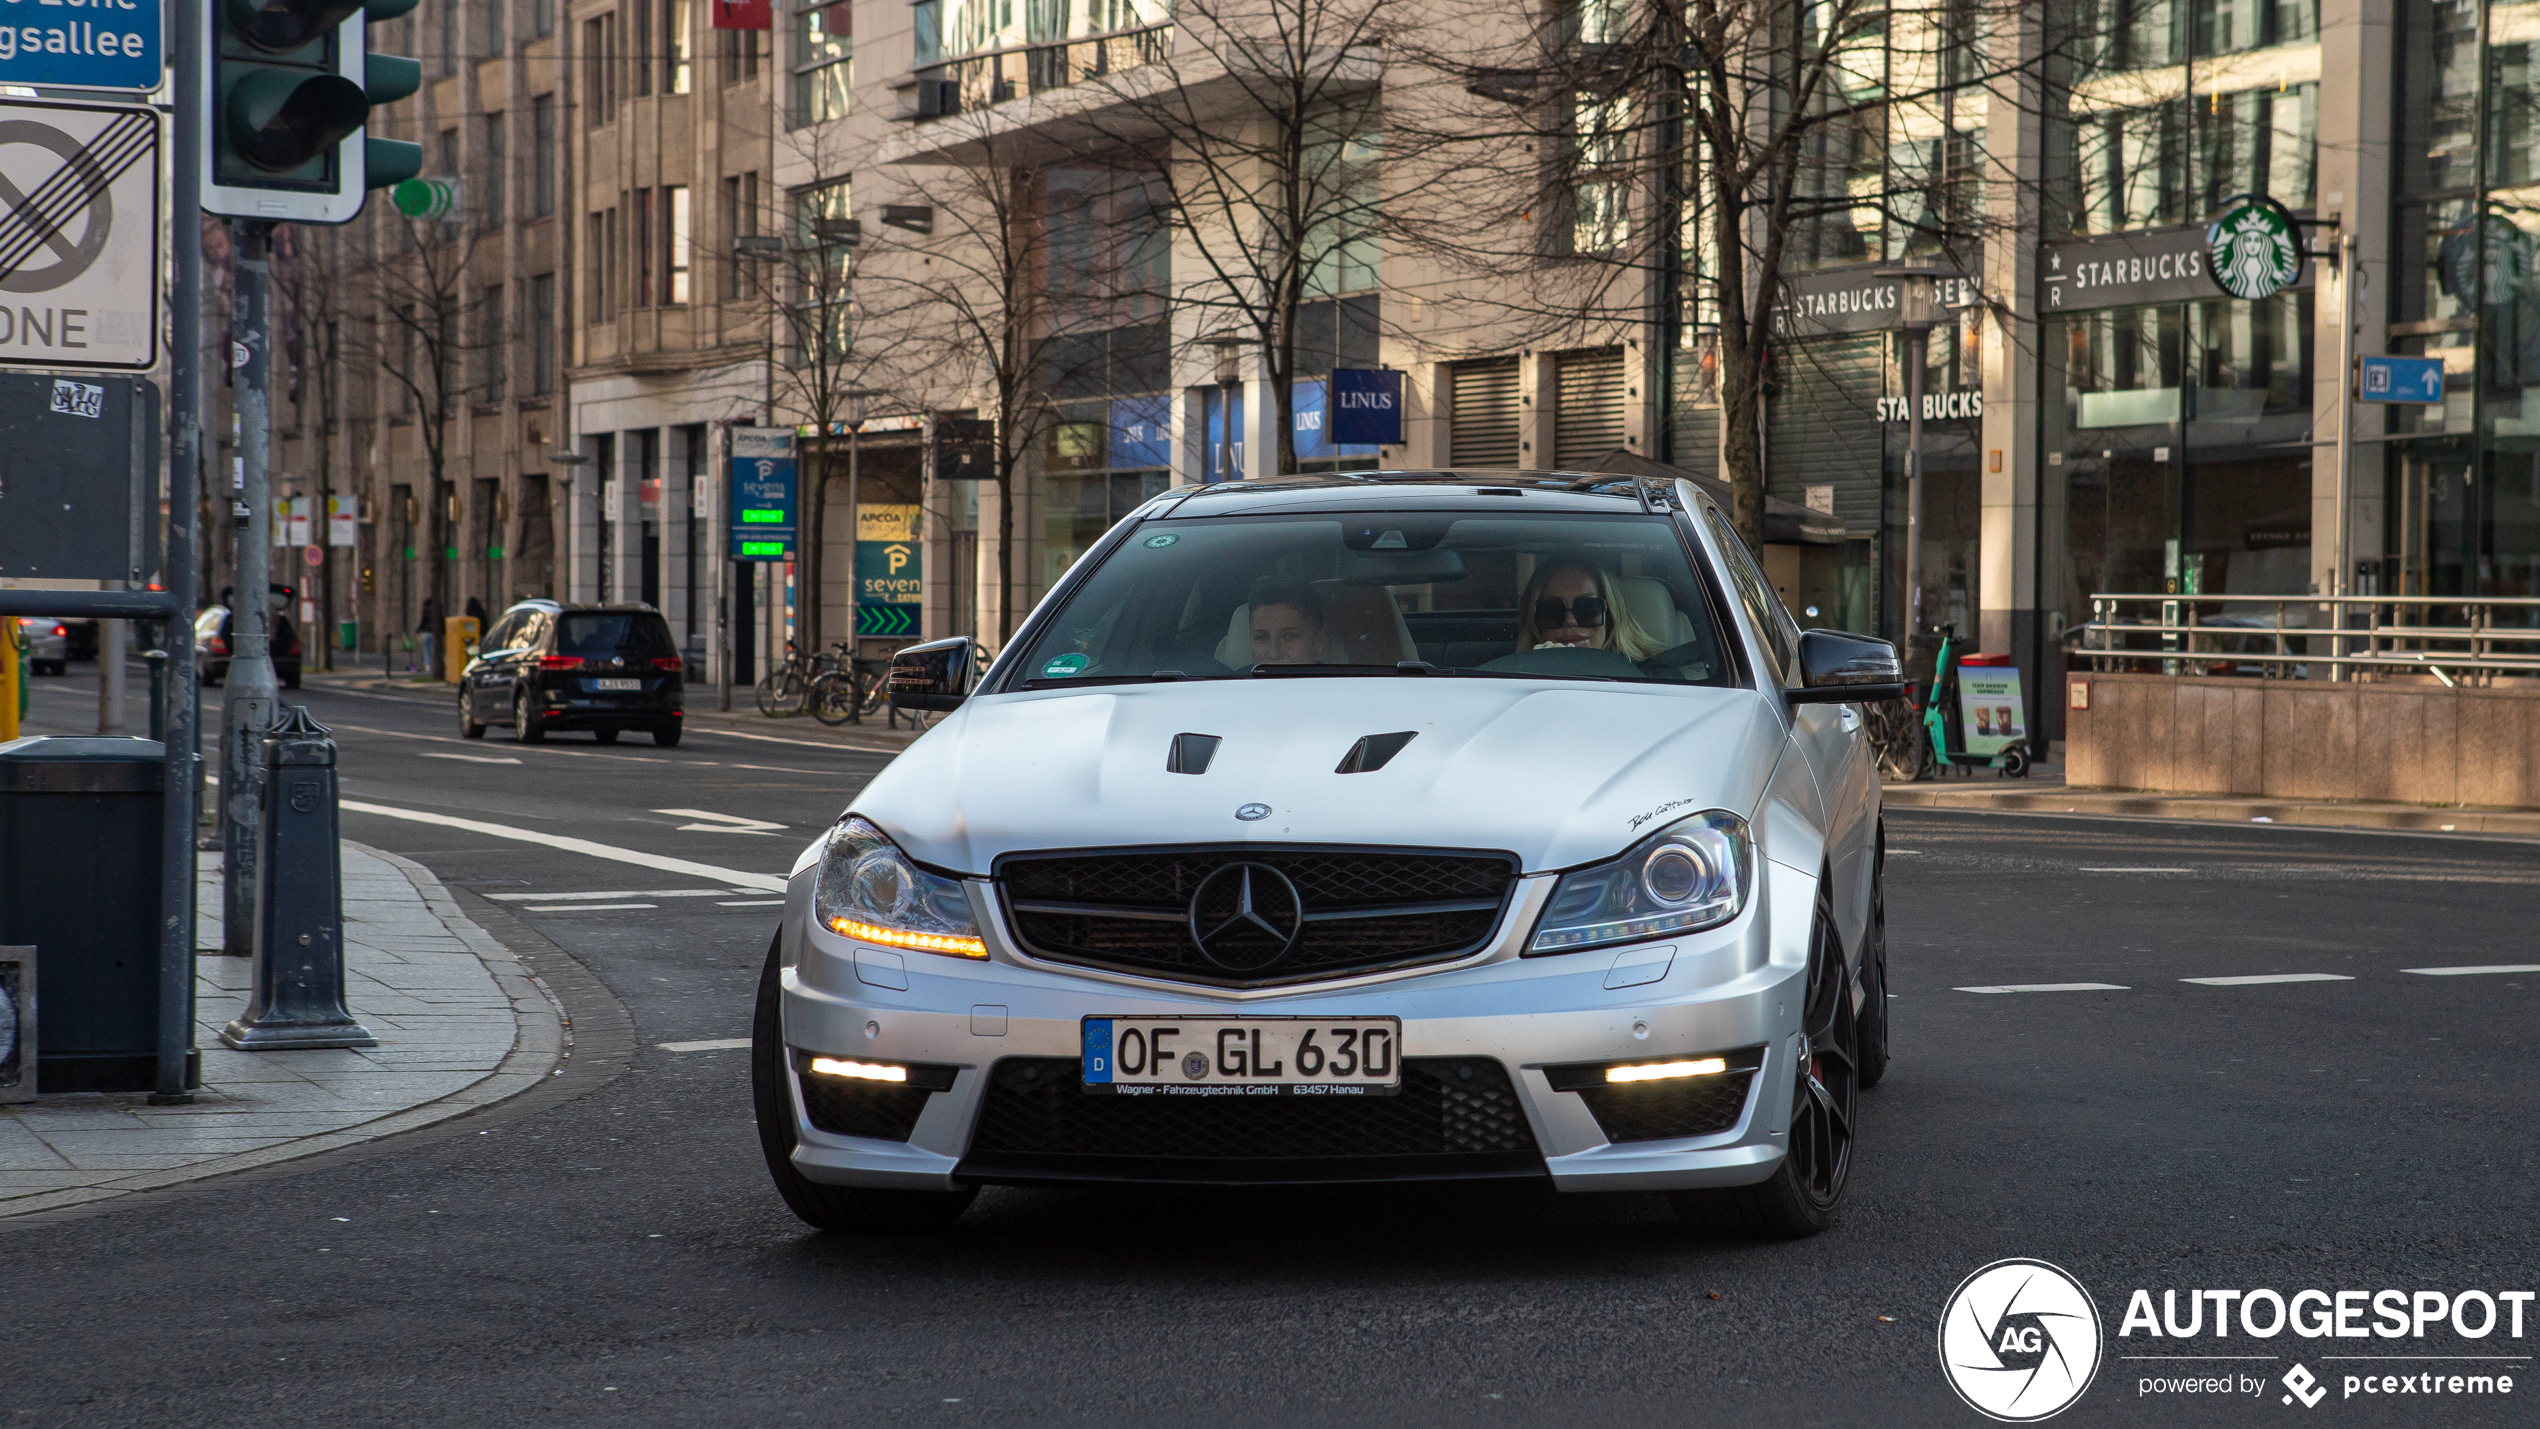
[[1788, 628, 1905, 704], [888, 636, 978, 712]]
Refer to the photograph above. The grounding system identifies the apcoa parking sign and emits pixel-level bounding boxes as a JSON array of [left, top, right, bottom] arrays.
[[728, 426, 796, 560]]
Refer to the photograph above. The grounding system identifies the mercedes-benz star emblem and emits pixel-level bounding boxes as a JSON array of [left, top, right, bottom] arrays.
[[1235, 803, 1271, 821], [1186, 861, 1306, 972]]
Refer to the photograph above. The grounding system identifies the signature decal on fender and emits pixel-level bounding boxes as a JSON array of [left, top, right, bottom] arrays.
[[1628, 798, 1700, 833]]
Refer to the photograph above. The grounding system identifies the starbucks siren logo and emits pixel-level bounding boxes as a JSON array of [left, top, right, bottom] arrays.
[[2206, 195, 2304, 301]]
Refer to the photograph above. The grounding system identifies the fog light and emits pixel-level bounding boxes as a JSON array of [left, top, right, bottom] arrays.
[[1605, 1057, 1728, 1083], [807, 1057, 908, 1082]]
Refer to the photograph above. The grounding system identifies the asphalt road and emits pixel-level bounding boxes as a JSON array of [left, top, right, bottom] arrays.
[[5, 671, 2536, 1426]]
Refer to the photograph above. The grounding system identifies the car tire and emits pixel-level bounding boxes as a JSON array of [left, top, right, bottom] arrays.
[[1671, 877, 1856, 1239], [514, 690, 546, 744], [459, 693, 486, 739], [750, 937, 977, 1233], [1857, 834, 1891, 1091], [593, 728, 619, 744], [36, 660, 64, 677], [653, 726, 682, 747], [283, 669, 301, 690]]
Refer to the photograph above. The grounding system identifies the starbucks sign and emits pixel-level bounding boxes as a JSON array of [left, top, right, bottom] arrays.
[[2205, 195, 2305, 300]]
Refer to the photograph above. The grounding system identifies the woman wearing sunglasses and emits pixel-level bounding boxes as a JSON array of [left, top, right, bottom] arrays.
[[1514, 558, 1665, 661]]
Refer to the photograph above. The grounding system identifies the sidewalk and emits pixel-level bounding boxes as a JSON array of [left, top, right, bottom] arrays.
[[0, 842, 564, 1220], [296, 667, 928, 754], [1884, 760, 2540, 838]]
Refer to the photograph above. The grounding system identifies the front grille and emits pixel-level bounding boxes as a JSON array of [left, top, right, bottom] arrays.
[[1573, 1070, 1757, 1143], [997, 846, 1517, 987], [959, 1056, 1544, 1185]]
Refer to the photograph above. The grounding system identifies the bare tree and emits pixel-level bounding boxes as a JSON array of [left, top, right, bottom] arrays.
[[861, 121, 1129, 642], [270, 224, 356, 670], [350, 213, 495, 618], [1076, 0, 1423, 474]]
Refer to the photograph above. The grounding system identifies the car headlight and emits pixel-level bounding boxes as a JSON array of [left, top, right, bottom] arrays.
[[813, 816, 987, 959], [1526, 810, 1752, 954]]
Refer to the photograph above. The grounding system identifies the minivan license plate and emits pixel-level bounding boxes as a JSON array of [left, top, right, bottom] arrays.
[[1081, 1017, 1401, 1095], [592, 678, 640, 691]]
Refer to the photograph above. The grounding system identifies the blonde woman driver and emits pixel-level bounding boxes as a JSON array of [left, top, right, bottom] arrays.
[[1515, 559, 1664, 661]]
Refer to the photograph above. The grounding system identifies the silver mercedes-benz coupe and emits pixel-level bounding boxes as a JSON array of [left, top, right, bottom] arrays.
[[752, 471, 1904, 1236]]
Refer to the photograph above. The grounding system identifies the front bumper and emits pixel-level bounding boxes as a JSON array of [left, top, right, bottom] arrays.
[[776, 859, 1820, 1194]]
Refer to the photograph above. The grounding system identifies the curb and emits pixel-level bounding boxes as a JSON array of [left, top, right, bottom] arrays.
[[1882, 784, 2540, 839], [0, 842, 569, 1223]]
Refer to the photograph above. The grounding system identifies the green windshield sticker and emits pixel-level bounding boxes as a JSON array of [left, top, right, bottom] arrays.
[[1143, 533, 1179, 548], [1041, 653, 1091, 678]]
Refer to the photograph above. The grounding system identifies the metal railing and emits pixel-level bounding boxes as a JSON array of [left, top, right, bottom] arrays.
[[2064, 593, 2540, 683]]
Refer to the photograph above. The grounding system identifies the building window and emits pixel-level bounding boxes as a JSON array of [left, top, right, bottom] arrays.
[[584, 13, 618, 126], [723, 23, 761, 82], [530, 273, 556, 395], [440, 0, 457, 74], [1568, 93, 1630, 254], [792, 1, 850, 128], [722, 171, 759, 299], [438, 127, 458, 178], [1305, 120, 1378, 298], [531, 95, 555, 215], [792, 178, 854, 361], [479, 0, 503, 57], [481, 285, 506, 405], [482, 112, 506, 226], [666, 0, 693, 93], [665, 185, 691, 304], [633, 0, 654, 97], [533, 0, 554, 39], [589, 210, 616, 321], [634, 189, 655, 306]]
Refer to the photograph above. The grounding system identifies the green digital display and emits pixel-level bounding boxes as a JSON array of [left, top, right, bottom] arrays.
[[740, 509, 786, 524], [738, 539, 788, 557]]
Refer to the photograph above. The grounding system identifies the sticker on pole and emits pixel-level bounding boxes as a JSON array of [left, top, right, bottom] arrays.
[[2204, 194, 2305, 301], [0, 99, 159, 370]]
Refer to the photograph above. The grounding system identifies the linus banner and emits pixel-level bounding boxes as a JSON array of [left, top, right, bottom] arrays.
[[1329, 368, 1403, 446]]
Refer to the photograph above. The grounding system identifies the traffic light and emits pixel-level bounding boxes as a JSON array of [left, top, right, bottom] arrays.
[[202, 0, 424, 225]]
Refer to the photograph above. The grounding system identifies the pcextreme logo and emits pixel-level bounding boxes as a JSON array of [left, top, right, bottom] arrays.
[[1939, 1259, 2105, 1421]]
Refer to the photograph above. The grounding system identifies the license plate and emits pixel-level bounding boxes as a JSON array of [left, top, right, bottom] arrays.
[[592, 678, 641, 691], [1081, 1017, 1402, 1096]]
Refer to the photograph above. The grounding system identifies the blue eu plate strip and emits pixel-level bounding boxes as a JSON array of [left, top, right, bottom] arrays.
[[1081, 1019, 1113, 1083]]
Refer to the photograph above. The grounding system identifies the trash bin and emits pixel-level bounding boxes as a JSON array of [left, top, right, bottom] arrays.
[[0, 736, 191, 1093], [442, 615, 479, 683]]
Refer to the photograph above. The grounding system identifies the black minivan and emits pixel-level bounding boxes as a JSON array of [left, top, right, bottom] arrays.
[[459, 601, 686, 745]]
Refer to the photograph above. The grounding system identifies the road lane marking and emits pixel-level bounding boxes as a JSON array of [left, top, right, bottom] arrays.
[[519, 903, 658, 912], [699, 726, 904, 754], [486, 889, 746, 901], [1956, 983, 2131, 994], [717, 899, 785, 907], [337, 799, 789, 892], [659, 1038, 752, 1052], [654, 807, 787, 834], [2403, 964, 2540, 976], [2079, 866, 2190, 873], [2181, 973, 2355, 986], [417, 751, 523, 765]]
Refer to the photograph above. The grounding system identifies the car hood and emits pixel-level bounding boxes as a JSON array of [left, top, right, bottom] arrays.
[[848, 678, 1788, 875]]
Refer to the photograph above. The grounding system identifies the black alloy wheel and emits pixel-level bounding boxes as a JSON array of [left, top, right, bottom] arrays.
[[749, 937, 976, 1233], [1672, 875, 1857, 1238], [514, 689, 546, 744], [459, 690, 486, 739]]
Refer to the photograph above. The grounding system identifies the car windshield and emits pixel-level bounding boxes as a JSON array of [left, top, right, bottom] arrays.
[[1012, 510, 1736, 687], [556, 612, 675, 660]]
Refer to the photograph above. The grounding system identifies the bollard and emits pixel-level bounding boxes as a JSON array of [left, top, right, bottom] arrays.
[[221, 706, 375, 1050]]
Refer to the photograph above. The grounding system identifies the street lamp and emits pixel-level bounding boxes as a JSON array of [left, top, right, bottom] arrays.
[[1207, 338, 1245, 480], [841, 387, 883, 658], [1878, 266, 1945, 642]]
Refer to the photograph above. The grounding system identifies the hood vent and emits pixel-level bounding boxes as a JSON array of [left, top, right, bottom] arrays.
[[1334, 731, 1418, 774], [1167, 733, 1221, 775]]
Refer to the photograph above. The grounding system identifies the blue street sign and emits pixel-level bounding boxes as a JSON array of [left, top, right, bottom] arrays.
[[1330, 368, 1404, 445], [2359, 354, 2446, 405], [0, 2, 160, 92], [729, 430, 797, 560]]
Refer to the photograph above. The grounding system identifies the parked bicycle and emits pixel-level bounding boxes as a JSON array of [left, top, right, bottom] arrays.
[[755, 640, 850, 718]]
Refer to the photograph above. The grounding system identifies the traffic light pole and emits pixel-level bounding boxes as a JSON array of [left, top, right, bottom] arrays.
[[219, 220, 280, 959], [157, 0, 208, 1099]]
